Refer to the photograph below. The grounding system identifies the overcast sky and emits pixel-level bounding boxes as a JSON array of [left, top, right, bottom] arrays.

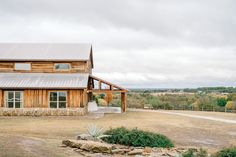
[[0, 0, 236, 88]]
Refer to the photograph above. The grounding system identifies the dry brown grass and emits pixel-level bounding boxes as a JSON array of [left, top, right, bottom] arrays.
[[0, 111, 236, 156]]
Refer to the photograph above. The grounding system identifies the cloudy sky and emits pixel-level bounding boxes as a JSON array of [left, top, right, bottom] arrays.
[[0, 0, 236, 88]]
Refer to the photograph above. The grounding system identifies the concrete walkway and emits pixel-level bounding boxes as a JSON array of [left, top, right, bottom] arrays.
[[128, 109, 236, 124]]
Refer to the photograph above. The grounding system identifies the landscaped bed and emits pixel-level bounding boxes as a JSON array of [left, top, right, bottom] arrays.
[[62, 126, 185, 156], [62, 125, 236, 157]]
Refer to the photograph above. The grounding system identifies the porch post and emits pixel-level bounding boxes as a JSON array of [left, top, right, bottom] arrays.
[[121, 92, 127, 112]]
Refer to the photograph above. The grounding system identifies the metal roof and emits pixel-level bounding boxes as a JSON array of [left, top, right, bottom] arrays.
[[0, 43, 92, 61], [0, 73, 89, 89]]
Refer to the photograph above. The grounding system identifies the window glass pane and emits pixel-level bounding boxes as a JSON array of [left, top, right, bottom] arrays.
[[59, 92, 67, 101], [15, 63, 31, 70], [15, 92, 21, 100], [54, 64, 70, 70], [8, 92, 14, 100], [59, 102, 66, 108], [15, 102, 21, 108], [50, 102, 57, 108], [50, 92, 58, 101], [8, 102, 14, 108]]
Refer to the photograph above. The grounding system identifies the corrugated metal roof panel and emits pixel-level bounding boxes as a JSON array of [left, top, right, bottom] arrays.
[[0, 73, 89, 89], [0, 43, 92, 61]]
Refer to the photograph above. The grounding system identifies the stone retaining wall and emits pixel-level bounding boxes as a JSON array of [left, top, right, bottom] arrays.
[[0, 108, 87, 116]]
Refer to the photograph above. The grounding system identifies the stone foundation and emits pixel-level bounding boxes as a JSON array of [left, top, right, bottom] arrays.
[[0, 108, 87, 116]]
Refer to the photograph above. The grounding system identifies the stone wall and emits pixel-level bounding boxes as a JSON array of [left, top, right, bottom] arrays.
[[0, 108, 87, 116]]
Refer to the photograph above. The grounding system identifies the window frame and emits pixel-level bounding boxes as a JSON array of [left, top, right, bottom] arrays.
[[48, 91, 67, 108], [14, 63, 31, 71], [4, 91, 24, 108], [54, 63, 71, 71]]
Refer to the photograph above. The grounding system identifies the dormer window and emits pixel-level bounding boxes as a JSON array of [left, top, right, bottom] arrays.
[[54, 63, 71, 71], [14, 63, 31, 71]]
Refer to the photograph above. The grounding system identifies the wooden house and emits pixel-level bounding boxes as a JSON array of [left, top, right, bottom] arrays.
[[0, 43, 128, 116]]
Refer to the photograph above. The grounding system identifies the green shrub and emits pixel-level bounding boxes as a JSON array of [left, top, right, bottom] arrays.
[[217, 98, 227, 107], [215, 147, 236, 157], [102, 127, 174, 148], [182, 149, 195, 157], [182, 148, 207, 157], [197, 148, 208, 157]]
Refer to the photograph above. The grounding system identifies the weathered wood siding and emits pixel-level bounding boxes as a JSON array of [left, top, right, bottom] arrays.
[[68, 89, 87, 108], [31, 62, 54, 73], [0, 89, 87, 108], [0, 62, 14, 72], [24, 90, 49, 108], [0, 90, 3, 107], [0, 61, 92, 73]]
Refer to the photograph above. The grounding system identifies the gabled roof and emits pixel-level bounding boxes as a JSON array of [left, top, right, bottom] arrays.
[[0, 43, 93, 63], [0, 73, 89, 89]]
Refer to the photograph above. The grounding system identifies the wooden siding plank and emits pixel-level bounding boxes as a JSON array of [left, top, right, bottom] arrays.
[[0, 90, 3, 107], [0, 61, 91, 73]]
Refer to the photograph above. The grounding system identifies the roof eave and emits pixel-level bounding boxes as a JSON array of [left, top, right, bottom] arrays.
[[0, 87, 88, 90], [0, 59, 90, 62]]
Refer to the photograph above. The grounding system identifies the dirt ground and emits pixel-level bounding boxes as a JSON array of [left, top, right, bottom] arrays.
[[0, 111, 236, 157]]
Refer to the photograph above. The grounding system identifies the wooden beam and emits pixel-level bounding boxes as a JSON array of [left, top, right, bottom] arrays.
[[110, 85, 113, 90], [89, 75, 129, 92], [98, 81, 101, 90], [87, 89, 127, 93], [121, 92, 127, 112]]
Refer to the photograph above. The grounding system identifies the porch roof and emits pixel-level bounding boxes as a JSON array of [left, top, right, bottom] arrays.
[[0, 73, 89, 89]]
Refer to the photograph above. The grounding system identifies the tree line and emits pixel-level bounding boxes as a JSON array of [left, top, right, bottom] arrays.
[[127, 92, 236, 112]]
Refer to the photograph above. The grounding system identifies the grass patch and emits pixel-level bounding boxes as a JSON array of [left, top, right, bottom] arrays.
[[182, 148, 207, 157], [215, 147, 236, 157], [102, 127, 174, 148]]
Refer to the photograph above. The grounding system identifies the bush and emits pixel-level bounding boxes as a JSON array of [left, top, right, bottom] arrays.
[[182, 149, 195, 157], [146, 97, 161, 109], [217, 98, 227, 107], [98, 99, 107, 106], [182, 148, 207, 157], [215, 147, 236, 157], [102, 127, 174, 148]]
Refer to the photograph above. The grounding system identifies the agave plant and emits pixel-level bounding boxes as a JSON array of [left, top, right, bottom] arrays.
[[86, 123, 110, 141]]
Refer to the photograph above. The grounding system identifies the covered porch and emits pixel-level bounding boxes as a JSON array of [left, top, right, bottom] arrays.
[[87, 75, 128, 113]]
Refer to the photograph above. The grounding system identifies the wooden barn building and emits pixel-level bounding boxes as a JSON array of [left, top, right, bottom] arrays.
[[0, 43, 128, 116]]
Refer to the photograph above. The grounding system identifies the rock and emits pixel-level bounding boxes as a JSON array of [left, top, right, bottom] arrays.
[[77, 134, 94, 140], [166, 152, 179, 157], [143, 147, 152, 153], [142, 152, 151, 156], [128, 149, 143, 155], [63, 140, 112, 154], [62, 140, 74, 147], [62, 140, 84, 148], [59, 144, 67, 147], [74, 148, 83, 152], [80, 141, 112, 153], [142, 153, 151, 156], [112, 148, 126, 154]]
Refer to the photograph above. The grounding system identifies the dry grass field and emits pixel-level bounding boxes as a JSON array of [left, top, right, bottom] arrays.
[[0, 111, 236, 157]]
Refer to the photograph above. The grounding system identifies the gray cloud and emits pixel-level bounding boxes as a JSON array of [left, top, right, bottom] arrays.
[[0, 0, 235, 88]]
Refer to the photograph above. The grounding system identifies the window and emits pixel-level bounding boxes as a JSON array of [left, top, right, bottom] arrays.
[[54, 63, 70, 71], [14, 63, 31, 71], [5, 91, 23, 108], [49, 91, 67, 108]]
